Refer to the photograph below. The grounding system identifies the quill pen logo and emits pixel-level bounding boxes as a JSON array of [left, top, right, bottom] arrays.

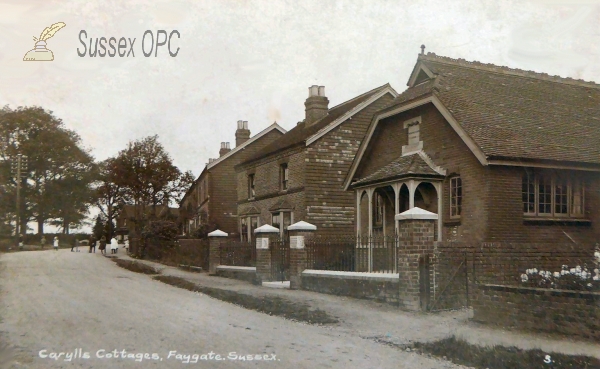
[[23, 22, 66, 61]]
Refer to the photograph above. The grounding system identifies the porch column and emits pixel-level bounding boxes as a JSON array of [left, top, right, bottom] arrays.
[[367, 188, 374, 236], [393, 183, 401, 234], [288, 221, 316, 290], [254, 224, 279, 284], [366, 188, 375, 273], [408, 180, 417, 209], [208, 229, 228, 275], [356, 190, 362, 237], [433, 182, 443, 242]]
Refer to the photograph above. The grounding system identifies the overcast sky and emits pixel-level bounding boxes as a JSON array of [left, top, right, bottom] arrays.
[[1, 0, 600, 231]]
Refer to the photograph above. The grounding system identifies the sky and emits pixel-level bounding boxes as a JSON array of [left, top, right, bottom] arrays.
[[1, 0, 600, 231]]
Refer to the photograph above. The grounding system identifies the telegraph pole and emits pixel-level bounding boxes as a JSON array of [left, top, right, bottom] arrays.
[[11, 154, 27, 248]]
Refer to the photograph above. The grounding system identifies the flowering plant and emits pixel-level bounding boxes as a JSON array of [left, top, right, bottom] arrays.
[[519, 245, 600, 292]]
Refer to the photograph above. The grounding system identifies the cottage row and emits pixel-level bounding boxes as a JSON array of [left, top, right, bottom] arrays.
[[178, 50, 600, 245]]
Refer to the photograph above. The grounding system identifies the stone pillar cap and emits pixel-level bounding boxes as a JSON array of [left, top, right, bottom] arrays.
[[395, 207, 438, 220], [287, 221, 317, 231], [254, 224, 280, 234], [208, 229, 228, 237]]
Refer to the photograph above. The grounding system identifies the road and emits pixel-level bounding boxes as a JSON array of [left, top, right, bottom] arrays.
[[0, 249, 464, 369]]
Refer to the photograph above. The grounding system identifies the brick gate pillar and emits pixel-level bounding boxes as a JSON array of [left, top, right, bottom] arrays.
[[254, 225, 280, 284], [288, 221, 317, 290], [208, 230, 228, 275], [395, 207, 437, 311]]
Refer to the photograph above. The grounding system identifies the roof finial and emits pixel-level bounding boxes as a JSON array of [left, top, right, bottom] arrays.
[[420, 44, 426, 55]]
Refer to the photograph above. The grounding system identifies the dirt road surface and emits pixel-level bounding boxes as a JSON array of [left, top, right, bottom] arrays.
[[0, 250, 464, 369]]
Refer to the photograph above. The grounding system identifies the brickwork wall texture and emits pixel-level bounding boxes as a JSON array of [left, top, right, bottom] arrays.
[[208, 129, 285, 237], [237, 147, 306, 230], [473, 284, 600, 342], [301, 275, 400, 305], [353, 103, 489, 244], [305, 93, 395, 236], [485, 168, 600, 244]]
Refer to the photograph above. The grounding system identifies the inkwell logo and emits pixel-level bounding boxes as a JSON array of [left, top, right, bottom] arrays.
[[23, 22, 66, 61]]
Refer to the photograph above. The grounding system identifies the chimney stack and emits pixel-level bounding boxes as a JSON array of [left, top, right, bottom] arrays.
[[304, 85, 328, 127], [235, 120, 250, 147], [219, 142, 231, 157]]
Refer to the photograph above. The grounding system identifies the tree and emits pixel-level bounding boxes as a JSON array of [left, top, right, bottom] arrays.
[[111, 135, 181, 234], [0, 105, 95, 234], [93, 158, 128, 240], [92, 214, 106, 240]]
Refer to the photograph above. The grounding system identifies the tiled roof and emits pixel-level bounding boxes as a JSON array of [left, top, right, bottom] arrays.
[[352, 152, 444, 187], [381, 53, 600, 165], [241, 84, 393, 165], [240, 206, 260, 215], [122, 204, 169, 218]]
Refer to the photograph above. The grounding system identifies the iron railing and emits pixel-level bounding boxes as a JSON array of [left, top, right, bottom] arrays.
[[219, 240, 256, 267], [306, 234, 398, 273]]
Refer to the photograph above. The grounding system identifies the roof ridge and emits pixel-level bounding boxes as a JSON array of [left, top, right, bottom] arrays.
[[325, 83, 392, 113], [419, 52, 600, 89]]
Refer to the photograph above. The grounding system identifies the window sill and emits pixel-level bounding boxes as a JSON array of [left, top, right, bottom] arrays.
[[444, 219, 461, 226], [523, 217, 590, 226]]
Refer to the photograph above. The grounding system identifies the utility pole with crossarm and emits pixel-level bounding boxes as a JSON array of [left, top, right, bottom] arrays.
[[11, 154, 28, 248]]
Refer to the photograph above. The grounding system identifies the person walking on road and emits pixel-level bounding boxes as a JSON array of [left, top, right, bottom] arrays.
[[53, 236, 59, 251], [89, 236, 96, 253], [99, 236, 106, 255], [110, 237, 119, 254], [124, 239, 129, 253], [18, 235, 24, 249], [40, 236, 46, 250]]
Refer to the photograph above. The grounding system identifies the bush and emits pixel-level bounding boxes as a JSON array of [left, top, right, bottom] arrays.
[[141, 220, 178, 241]]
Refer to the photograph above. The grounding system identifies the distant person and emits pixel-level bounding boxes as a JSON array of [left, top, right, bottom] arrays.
[[40, 236, 46, 249], [18, 235, 24, 249], [71, 237, 80, 252], [53, 236, 59, 251], [89, 236, 96, 253], [110, 237, 119, 254], [124, 239, 129, 253], [99, 236, 106, 255]]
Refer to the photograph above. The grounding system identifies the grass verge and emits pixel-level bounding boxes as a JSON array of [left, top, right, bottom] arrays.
[[153, 275, 338, 325], [114, 259, 159, 275], [412, 336, 600, 369]]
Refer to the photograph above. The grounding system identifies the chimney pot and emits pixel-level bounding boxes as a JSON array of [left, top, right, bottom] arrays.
[[235, 120, 251, 147], [305, 85, 329, 127], [219, 141, 231, 157]]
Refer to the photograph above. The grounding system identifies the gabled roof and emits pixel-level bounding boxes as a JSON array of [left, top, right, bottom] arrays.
[[412, 53, 600, 165], [207, 122, 287, 170], [180, 122, 287, 206], [345, 53, 600, 189], [350, 151, 445, 188], [122, 204, 169, 219], [240, 83, 398, 166]]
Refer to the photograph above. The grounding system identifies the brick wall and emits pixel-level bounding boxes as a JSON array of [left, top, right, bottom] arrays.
[[486, 168, 600, 244], [237, 147, 306, 230], [473, 284, 600, 342], [305, 94, 395, 236], [301, 273, 400, 304], [205, 129, 284, 236], [473, 242, 596, 286], [352, 103, 489, 244]]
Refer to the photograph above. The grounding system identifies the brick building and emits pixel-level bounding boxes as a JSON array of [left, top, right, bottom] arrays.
[[179, 121, 286, 237], [344, 51, 600, 244], [235, 84, 398, 241]]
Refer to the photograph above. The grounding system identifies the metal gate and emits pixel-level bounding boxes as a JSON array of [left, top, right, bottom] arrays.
[[270, 238, 290, 281]]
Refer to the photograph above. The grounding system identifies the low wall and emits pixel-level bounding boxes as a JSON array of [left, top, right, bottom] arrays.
[[301, 270, 399, 305], [473, 284, 600, 342], [216, 266, 257, 284]]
